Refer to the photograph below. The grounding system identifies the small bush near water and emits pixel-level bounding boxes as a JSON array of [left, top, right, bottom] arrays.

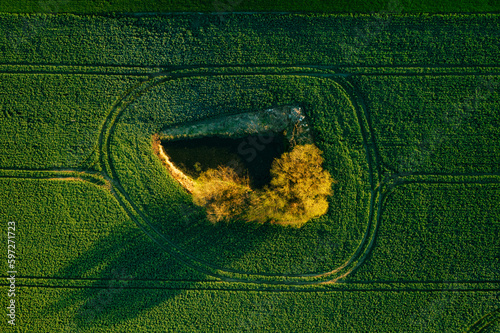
[[192, 144, 334, 227]]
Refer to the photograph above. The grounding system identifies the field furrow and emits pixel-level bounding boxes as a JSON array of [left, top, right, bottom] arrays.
[[1, 11, 499, 332]]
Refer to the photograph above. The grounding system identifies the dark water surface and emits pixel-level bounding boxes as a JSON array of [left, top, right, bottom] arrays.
[[162, 133, 286, 188]]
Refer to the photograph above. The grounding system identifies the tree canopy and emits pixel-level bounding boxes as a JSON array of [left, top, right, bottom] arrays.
[[192, 143, 335, 227]]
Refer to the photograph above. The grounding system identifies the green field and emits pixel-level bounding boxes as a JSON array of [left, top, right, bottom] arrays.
[[1, 0, 499, 14], [0, 11, 499, 333]]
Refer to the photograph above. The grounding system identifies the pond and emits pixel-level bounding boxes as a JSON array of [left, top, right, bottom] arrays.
[[161, 132, 287, 188]]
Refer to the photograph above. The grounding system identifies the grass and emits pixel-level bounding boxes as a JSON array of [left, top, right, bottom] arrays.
[[3, 287, 498, 332], [0, 0, 499, 13], [111, 74, 370, 275], [351, 75, 500, 174], [346, 182, 500, 282], [0, 178, 207, 281], [0, 11, 498, 333], [0, 74, 144, 170], [1, 14, 500, 67]]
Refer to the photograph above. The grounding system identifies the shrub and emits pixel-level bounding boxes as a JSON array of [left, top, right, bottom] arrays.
[[246, 144, 334, 227], [192, 165, 251, 223], [193, 144, 334, 227]]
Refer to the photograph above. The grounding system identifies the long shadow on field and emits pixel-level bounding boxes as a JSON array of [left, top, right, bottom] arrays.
[[44, 204, 315, 331], [45, 140, 350, 330], [44, 224, 208, 330]]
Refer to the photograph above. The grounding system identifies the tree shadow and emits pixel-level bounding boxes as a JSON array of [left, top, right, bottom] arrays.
[[42, 225, 195, 330], [44, 201, 288, 331], [45, 122, 358, 330]]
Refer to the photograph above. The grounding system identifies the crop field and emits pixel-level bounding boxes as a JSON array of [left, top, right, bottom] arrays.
[[2, 0, 500, 14], [0, 11, 499, 333]]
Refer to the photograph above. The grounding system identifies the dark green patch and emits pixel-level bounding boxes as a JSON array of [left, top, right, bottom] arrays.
[[162, 132, 286, 188]]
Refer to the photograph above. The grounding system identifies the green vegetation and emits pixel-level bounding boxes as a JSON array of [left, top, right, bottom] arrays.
[[346, 182, 500, 282], [193, 144, 334, 227], [0, 179, 205, 281], [2, 14, 500, 67], [245, 144, 334, 226], [1, 0, 499, 14], [0, 74, 144, 169], [111, 74, 370, 276], [3, 288, 498, 332], [352, 75, 500, 174], [0, 11, 498, 333]]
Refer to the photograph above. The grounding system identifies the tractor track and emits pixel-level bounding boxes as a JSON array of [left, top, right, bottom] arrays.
[[1, 281, 498, 294], [2, 65, 499, 287], [466, 308, 500, 333], [97, 71, 382, 285]]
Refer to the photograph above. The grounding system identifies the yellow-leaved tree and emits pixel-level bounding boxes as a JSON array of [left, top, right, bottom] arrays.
[[192, 165, 251, 223], [193, 143, 334, 227], [246, 144, 334, 227]]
